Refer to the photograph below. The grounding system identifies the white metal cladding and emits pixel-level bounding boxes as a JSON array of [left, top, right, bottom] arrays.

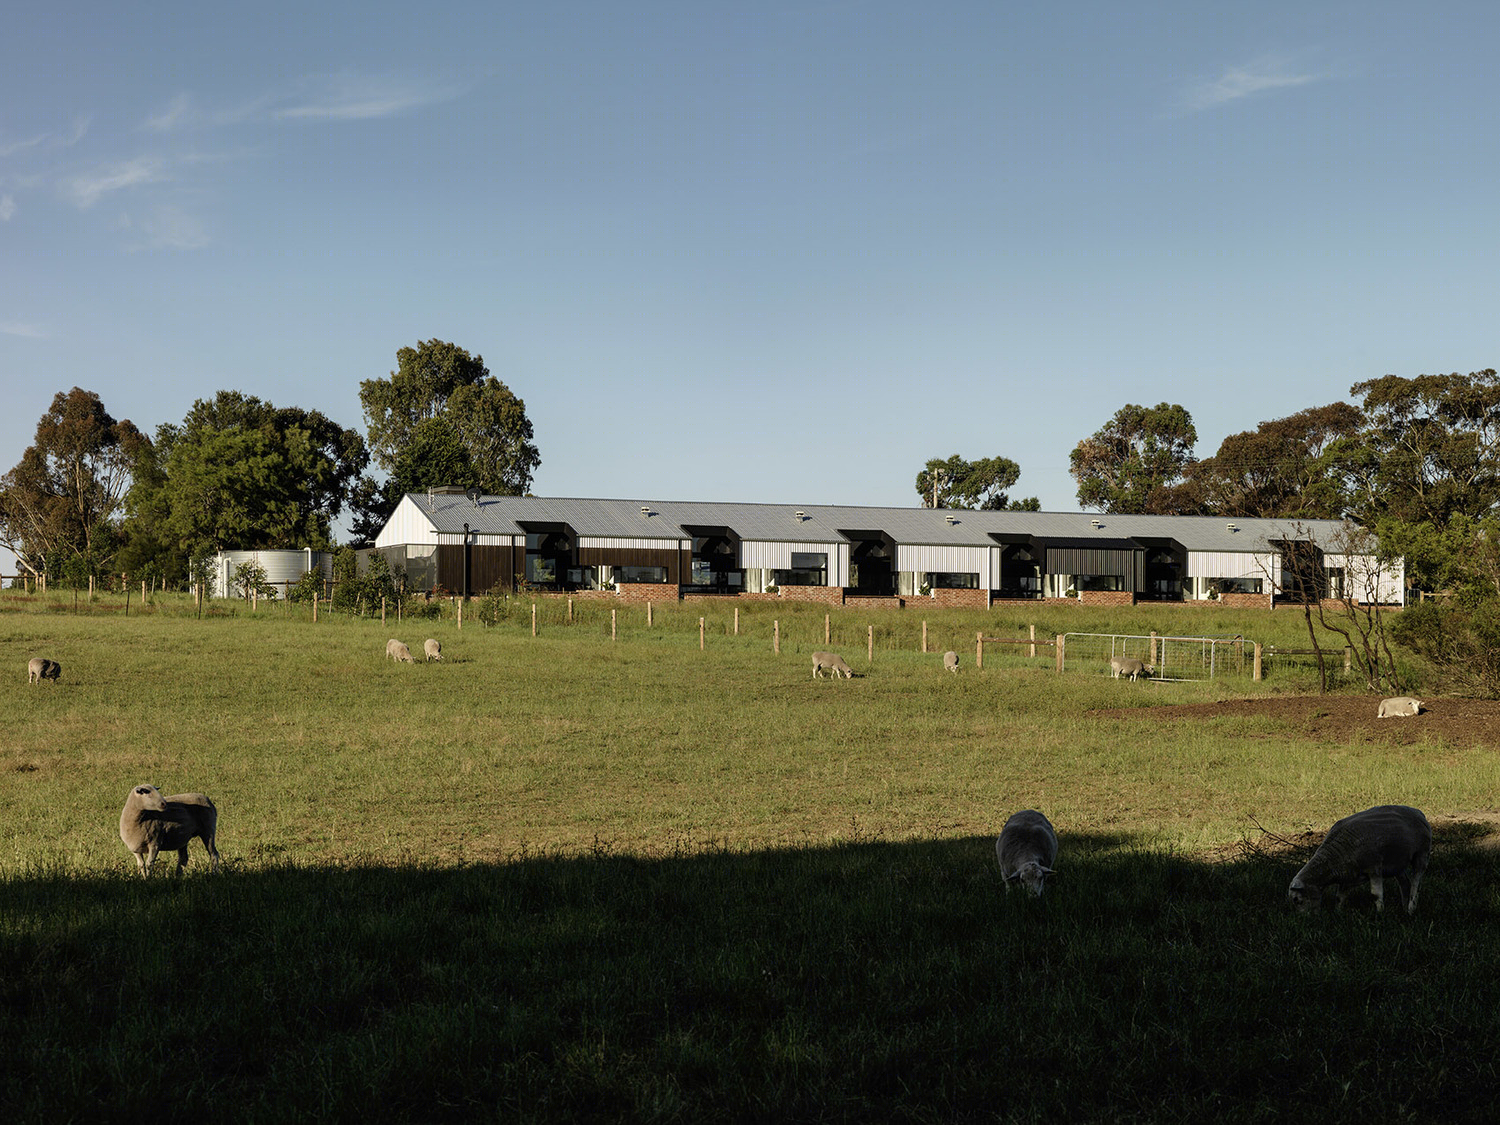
[[1325, 553, 1406, 605], [741, 540, 847, 582], [577, 537, 692, 551], [209, 549, 332, 598], [1188, 551, 1280, 582], [896, 545, 993, 586], [375, 496, 438, 549]]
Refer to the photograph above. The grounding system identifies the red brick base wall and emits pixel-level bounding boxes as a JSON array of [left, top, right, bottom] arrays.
[[776, 585, 845, 606], [1214, 592, 1273, 610], [845, 595, 907, 610], [1080, 590, 1136, 607], [616, 582, 680, 604], [930, 587, 990, 609]]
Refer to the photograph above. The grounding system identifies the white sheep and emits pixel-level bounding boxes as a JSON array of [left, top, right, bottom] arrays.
[[118, 784, 220, 877], [811, 651, 854, 679], [27, 657, 61, 684], [995, 809, 1058, 897], [423, 638, 442, 662], [1377, 696, 1423, 719], [386, 638, 414, 664], [942, 650, 959, 674], [1287, 804, 1431, 915], [1109, 656, 1153, 681]]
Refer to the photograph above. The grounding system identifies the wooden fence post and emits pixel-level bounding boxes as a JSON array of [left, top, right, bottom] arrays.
[[976, 632, 984, 670], [1029, 623, 1036, 658], [568, 598, 574, 623], [868, 624, 873, 662], [313, 592, 318, 622], [381, 597, 386, 625], [774, 619, 780, 655], [1343, 647, 1352, 674], [611, 608, 617, 641], [1150, 630, 1159, 666], [734, 607, 739, 636], [457, 600, 463, 630], [825, 613, 830, 644], [700, 616, 705, 650], [922, 621, 928, 653], [1055, 634, 1065, 674], [532, 602, 537, 637], [648, 601, 654, 627], [1254, 643, 1263, 682]]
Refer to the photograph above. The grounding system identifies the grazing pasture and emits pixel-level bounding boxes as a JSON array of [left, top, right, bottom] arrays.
[[4, 594, 1500, 1121]]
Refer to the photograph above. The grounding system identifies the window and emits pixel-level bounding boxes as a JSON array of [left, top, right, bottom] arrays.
[[929, 572, 979, 589], [1213, 577, 1263, 595], [779, 552, 827, 586], [1078, 574, 1124, 592], [616, 566, 667, 584]]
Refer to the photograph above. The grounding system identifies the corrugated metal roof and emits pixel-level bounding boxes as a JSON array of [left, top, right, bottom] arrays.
[[400, 493, 1357, 553]]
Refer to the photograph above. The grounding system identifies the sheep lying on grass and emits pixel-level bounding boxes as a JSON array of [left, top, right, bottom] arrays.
[[1377, 696, 1423, 719], [386, 639, 414, 664], [942, 650, 959, 674], [811, 651, 854, 679], [1109, 656, 1153, 681], [423, 638, 442, 662], [1288, 804, 1431, 914], [27, 657, 61, 684], [996, 809, 1058, 897], [119, 784, 220, 877]]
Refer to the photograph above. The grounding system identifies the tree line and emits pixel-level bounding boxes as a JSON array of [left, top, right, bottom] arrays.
[[0, 340, 538, 589]]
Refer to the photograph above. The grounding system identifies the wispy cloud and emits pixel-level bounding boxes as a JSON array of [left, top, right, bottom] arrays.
[[123, 204, 209, 251], [1183, 55, 1324, 112], [0, 195, 15, 221], [0, 320, 46, 339], [63, 157, 167, 208], [144, 92, 195, 133], [275, 74, 457, 122]]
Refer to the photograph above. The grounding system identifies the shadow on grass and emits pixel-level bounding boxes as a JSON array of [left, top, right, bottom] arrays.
[[4, 831, 1500, 1123]]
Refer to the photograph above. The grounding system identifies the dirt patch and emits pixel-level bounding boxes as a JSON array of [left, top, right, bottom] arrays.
[[1088, 694, 1500, 749]]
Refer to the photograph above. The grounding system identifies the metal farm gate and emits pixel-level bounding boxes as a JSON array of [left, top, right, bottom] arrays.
[[1062, 632, 1254, 682]]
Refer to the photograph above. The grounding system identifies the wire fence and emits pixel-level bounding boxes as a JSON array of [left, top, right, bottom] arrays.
[[1061, 632, 1257, 682]]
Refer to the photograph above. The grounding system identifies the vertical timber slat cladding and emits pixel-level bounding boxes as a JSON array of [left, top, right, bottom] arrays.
[[1043, 541, 1144, 592], [577, 546, 684, 584]]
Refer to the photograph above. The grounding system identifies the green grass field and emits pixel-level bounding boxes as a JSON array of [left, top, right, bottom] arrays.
[[3, 593, 1497, 1121]]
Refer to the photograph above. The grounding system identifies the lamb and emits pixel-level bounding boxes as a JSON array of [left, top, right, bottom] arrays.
[[942, 650, 959, 674], [1287, 804, 1431, 915], [386, 638, 414, 664], [118, 784, 220, 877], [1109, 656, 1154, 681], [27, 657, 61, 684], [995, 809, 1058, 897], [1377, 696, 1423, 719], [811, 651, 854, 679], [423, 638, 442, 662]]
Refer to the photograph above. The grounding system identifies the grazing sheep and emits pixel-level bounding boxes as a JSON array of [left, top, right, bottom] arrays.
[[1287, 804, 1431, 915], [1109, 656, 1153, 681], [423, 638, 442, 662], [1377, 696, 1423, 719], [996, 809, 1058, 897], [118, 784, 220, 877], [27, 657, 61, 684], [811, 651, 854, 679], [386, 638, 414, 664], [942, 650, 959, 674]]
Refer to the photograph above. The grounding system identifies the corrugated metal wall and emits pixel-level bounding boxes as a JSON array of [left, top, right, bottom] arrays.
[[895, 545, 993, 587], [1187, 551, 1279, 582], [1045, 546, 1141, 590], [374, 496, 436, 550]]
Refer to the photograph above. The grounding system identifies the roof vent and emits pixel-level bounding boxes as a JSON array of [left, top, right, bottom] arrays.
[[945, 513, 956, 525], [794, 510, 806, 521], [1090, 518, 1102, 529], [1226, 522, 1239, 533], [640, 505, 652, 518]]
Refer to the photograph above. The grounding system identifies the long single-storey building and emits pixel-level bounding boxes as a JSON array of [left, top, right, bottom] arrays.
[[372, 488, 1405, 608]]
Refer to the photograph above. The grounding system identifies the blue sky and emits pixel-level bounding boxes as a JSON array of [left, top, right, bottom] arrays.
[[4, 1, 1499, 562]]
